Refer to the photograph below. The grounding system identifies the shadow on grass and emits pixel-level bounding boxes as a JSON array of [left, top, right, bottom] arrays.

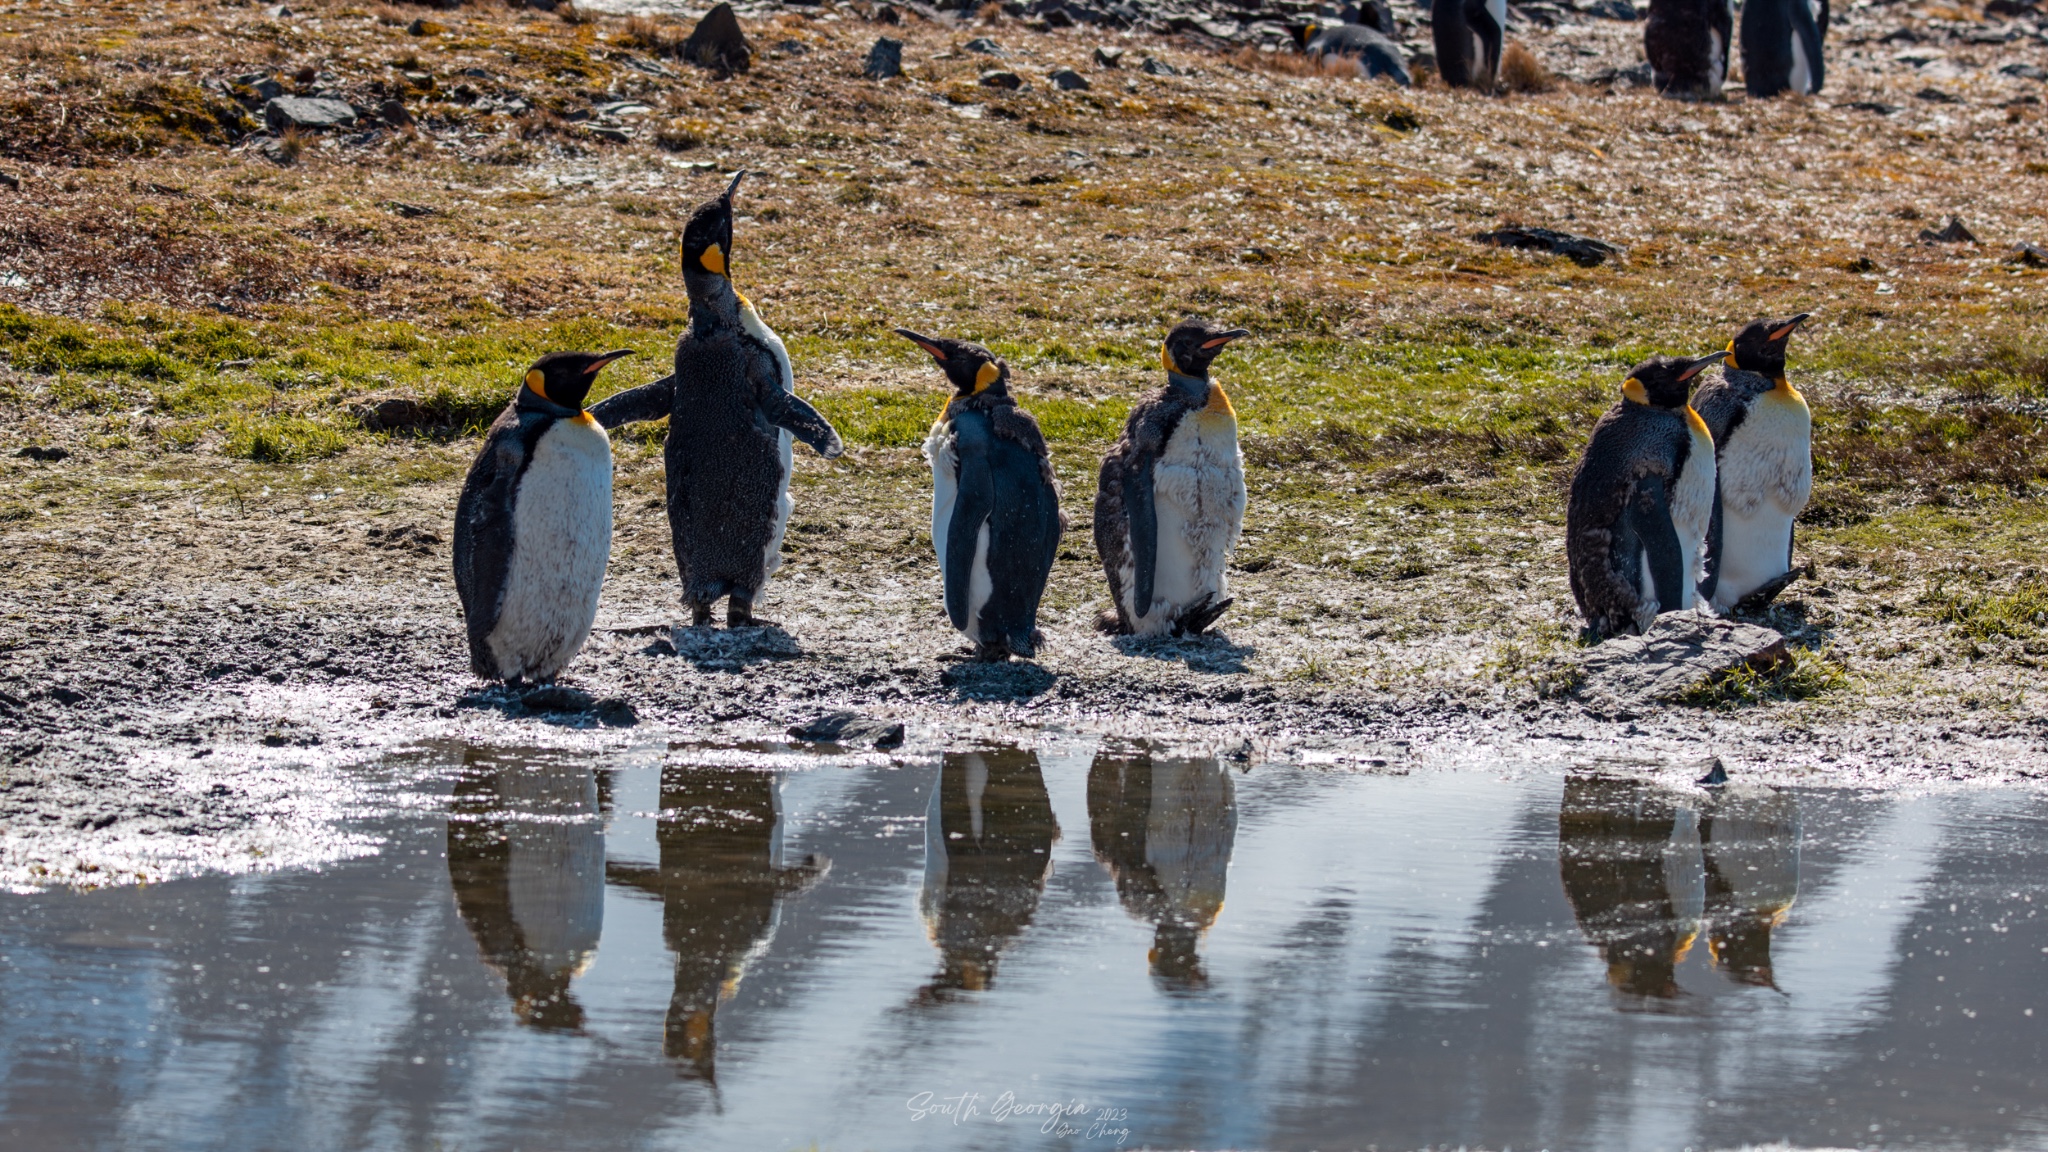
[[1113, 632, 1255, 675]]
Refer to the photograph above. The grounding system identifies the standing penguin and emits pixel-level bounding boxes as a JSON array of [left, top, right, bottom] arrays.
[[1432, 0, 1506, 91], [1694, 314, 1813, 612], [1095, 319, 1251, 638], [1566, 351, 1727, 639], [1741, 0, 1826, 97], [589, 172, 844, 628], [1645, 0, 1734, 100], [897, 330, 1064, 662], [453, 349, 633, 683]]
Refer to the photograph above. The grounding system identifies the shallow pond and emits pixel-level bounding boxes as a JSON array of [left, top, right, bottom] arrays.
[[2, 739, 2044, 1151]]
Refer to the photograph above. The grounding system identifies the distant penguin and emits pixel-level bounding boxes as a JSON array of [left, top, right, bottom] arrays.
[[1095, 318, 1251, 638], [1566, 350, 1727, 639], [1741, 0, 1826, 97], [453, 348, 632, 683], [1301, 20, 1413, 86], [1432, 0, 1506, 91], [1694, 313, 1813, 613], [897, 330, 1064, 662], [588, 171, 844, 629], [1645, 0, 1734, 99]]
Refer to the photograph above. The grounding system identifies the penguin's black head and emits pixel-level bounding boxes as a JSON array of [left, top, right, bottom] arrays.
[[522, 349, 633, 412], [1725, 313, 1811, 376], [1161, 317, 1251, 380], [680, 170, 745, 296], [895, 329, 1009, 398], [1621, 351, 1727, 409]]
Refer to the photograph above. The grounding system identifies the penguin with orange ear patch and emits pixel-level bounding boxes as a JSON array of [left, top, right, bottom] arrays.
[[1694, 313, 1813, 613], [1566, 350, 1727, 640], [1095, 318, 1251, 638], [898, 330, 1063, 662]]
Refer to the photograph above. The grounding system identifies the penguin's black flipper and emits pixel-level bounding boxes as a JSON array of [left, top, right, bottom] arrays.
[[759, 388, 845, 459], [1124, 453, 1159, 613], [982, 440, 1063, 659], [1698, 473, 1725, 605], [453, 408, 531, 678], [588, 376, 675, 429], [944, 413, 997, 633], [1628, 474, 1686, 615], [1793, 0, 1827, 90]]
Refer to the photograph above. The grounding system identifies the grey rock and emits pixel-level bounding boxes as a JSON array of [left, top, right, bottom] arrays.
[[866, 36, 904, 79], [17, 446, 68, 462], [583, 124, 634, 143], [682, 2, 752, 71], [1573, 614, 1791, 711], [1473, 225, 1624, 267], [872, 2, 902, 23], [1094, 45, 1125, 66], [376, 99, 414, 129], [262, 96, 357, 131], [1048, 65, 1092, 89], [2007, 241, 2048, 267], [2002, 62, 2048, 81], [980, 68, 1025, 88], [787, 710, 906, 748], [1580, 0, 1638, 16], [1919, 215, 1977, 244], [964, 36, 1007, 54], [520, 685, 594, 712], [1140, 55, 1182, 75]]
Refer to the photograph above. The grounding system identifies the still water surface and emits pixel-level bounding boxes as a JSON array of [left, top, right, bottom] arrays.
[[2, 739, 2044, 1151]]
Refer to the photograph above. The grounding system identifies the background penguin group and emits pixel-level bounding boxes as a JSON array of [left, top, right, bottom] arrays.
[[1567, 314, 1814, 639], [1647, 0, 1826, 100]]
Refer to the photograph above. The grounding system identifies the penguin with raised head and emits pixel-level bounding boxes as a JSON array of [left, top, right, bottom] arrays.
[[1694, 313, 1812, 613], [1299, 19, 1413, 86], [1566, 350, 1727, 639], [1741, 0, 1826, 97], [588, 171, 844, 629], [1095, 319, 1251, 639], [1432, 0, 1506, 91], [1645, 0, 1734, 99], [897, 330, 1063, 663], [453, 348, 633, 683]]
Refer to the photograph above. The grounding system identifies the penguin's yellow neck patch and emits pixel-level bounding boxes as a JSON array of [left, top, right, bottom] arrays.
[[525, 368, 549, 403], [571, 411, 597, 426], [1203, 381, 1235, 416], [1622, 377, 1649, 405], [1771, 374, 1803, 402], [1725, 340, 1739, 372], [973, 361, 1000, 393], [1684, 404, 1710, 439], [699, 243, 726, 276]]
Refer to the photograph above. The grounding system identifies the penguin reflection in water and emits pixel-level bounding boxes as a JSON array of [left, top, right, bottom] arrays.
[[446, 750, 607, 1031], [1096, 319, 1251, 638], [919, 748, 1060, 998], [605, 765, 826, 1080], [1087, 746, 1238, 991], [453, 350, 634, 683], [1566, 351, 1727, 639], [1558, 773, 1800, 1003], [591, 172, 845, 629], [1695, 314, 1813, 614], [898, 331, 1064, 662]]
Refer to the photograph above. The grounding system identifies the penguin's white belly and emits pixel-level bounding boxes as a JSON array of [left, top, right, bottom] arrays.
[[1711, 394, 1811, 609], [1669, 423, 1717, 612], [741, 299, 796, 596], [1707, 28, 1727, 93], [964, 523, 994, 643], [488, 416, 612, 682], [923, 419, 994, 642], [1787, 27, 1812, 93], [1130, 410, 1246, 636]]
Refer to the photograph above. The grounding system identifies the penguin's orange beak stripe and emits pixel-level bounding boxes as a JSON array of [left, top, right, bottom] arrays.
[[524, 368, 549, 403], [1769, 313, 1810, 341], [582, 349, 634, 375]]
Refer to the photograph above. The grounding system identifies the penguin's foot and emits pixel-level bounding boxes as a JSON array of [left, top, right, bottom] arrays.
[[726, 596, 778, 630], [1732, 568, 1804, 616], [1176, 596, 1234, 638], [686, 600, 714, 628], [972, 642, 1012, 663]]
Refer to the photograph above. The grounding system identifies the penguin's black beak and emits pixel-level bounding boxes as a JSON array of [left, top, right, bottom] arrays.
[[723, 169, 746, 201], [586, 349, 634, 374], [894, 327, 949, 364], [1677, 350, 1730, 381], [1769, 313, 1812, 341]]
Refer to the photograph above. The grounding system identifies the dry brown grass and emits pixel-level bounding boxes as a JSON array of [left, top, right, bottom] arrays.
[[1498, 42, 1553, 93]]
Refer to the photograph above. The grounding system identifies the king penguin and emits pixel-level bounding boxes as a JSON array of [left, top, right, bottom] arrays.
[[1645, 0, 1734, 100], [897, 330, 1064, 662], [453, 348, 632, 683], [1095, 318, 1250, 638], [1300, 19, 1413, 86], [1565, 350, 1727, 640], [1741, 0, 1826, 97], [1694, 313, 1813, 613], [1431, 0, 1506, 91], [588, 171, 844, 628]]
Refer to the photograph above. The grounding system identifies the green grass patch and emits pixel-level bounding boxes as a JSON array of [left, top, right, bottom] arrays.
[[1677, 645, 1850, 710], [1922, 578, 2048, 640]]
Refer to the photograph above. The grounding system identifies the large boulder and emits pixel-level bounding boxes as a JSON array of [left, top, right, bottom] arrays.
[[1568, 613, 1790, 717], [263, 95, 357, 130], [681, 2, 752, 72]]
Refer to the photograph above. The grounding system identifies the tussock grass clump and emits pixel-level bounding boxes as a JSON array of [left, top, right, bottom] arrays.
[[1498, 43, 1553, 93], [1922, 578, 2048, 640]]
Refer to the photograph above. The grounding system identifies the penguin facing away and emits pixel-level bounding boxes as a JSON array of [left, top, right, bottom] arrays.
[[588, 171, 844, 629], [1431, 0, 1506, 91], [1741, 0, 1827, 97], [1566, 350, 1727, 640], [1645, 0, 1734, 100], [1095, 319, 1251, 638], [1694, 313, 1813, 612], [453, 349, 633, 683], [897, 330, 1064, 662]]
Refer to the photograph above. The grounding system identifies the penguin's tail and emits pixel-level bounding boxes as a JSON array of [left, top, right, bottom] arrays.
[[1094, 607, 1125, 635]]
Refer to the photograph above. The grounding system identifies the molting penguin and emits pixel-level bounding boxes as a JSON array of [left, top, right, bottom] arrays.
[[588, 172, 844, 628], [1741, 0, 1827, 97], [1431, 0, 1506, 91], [1694, 313, 1813, 612], [1095, 319, 1250, 638], [1300, 20, 1413, 86], [1565, 350, 1727, 639], [1645, 0, 1734, 100], [453, 349, 632, 683], [898, 330, 1064, 662]]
